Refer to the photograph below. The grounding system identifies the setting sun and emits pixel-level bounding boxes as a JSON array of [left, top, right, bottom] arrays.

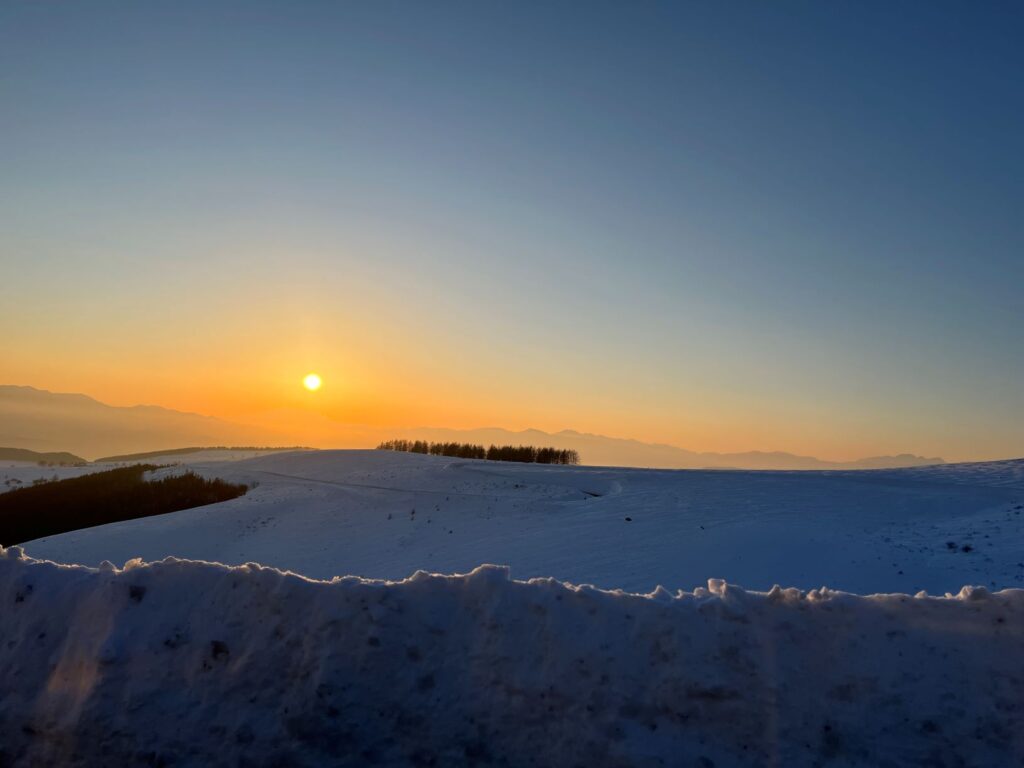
[[2, 5, 1022, 763]]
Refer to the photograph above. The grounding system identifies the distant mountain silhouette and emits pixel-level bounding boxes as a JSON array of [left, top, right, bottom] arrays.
[[0, 386, 270, 460], [397, 426, 945, 470], [1, 385, 945, 469], [0, 447, 87, 465]]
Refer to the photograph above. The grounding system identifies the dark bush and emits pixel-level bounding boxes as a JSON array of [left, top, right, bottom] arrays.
[[377, 440, 579, 465], [0, 464, 248, 546]]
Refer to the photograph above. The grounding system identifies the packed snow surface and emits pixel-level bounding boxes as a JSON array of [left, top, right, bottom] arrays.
[[1, 547, 1022, 767], [22, 451, 1024, 595]]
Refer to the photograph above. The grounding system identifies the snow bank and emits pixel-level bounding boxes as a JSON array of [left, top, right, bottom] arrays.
[[2, 547, 1023, 767]]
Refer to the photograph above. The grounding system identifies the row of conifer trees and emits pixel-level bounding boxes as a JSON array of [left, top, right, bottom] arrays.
[[376, 439, 580, 465]]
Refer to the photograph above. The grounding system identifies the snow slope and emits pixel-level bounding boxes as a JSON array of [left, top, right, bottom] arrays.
[[22, 451, 1024, 595], [1, 463, 101, 492], [2, 547, 1022, 767], [0, 449, 309, 494]]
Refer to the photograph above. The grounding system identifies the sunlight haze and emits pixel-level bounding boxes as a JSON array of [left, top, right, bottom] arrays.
[[2, 2, 1021, 463]]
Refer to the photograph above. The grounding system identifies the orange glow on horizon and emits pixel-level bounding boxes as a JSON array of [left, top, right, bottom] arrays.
[[1, 299, 1012, 464]]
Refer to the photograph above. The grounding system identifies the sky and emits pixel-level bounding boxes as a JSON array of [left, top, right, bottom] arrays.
[[1, 1, 1022, 462]]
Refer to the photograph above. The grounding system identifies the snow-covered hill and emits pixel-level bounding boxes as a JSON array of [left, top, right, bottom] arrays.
[[22, 450, 1024, 595]]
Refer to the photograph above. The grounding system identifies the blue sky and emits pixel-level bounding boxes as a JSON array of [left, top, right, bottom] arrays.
[[2, 2, 1022, 460]]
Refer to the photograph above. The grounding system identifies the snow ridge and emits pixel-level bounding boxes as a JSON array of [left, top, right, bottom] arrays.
[[2, 547, 1023, 767]]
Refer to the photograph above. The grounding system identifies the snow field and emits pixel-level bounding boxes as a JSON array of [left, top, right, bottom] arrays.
[[23, 451, 1024, 595]]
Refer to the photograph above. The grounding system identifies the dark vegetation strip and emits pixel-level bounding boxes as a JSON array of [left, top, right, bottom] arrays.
[[377, 440, 580, 465], [94, 446, 310, 463], [0, 465, 248, 546], [0, 447, 87, 466]]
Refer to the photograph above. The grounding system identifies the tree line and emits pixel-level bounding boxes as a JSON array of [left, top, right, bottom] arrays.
[[0, 464, 248, 547], [376, 440, 580, 465]]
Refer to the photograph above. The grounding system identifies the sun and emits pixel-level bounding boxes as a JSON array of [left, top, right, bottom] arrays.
[[303, 373, 322, 391]]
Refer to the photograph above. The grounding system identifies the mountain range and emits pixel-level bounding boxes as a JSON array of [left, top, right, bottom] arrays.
[[397, 426, 944, 471], [0, 385, 945, 469], [0, 385, 262, 460]]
